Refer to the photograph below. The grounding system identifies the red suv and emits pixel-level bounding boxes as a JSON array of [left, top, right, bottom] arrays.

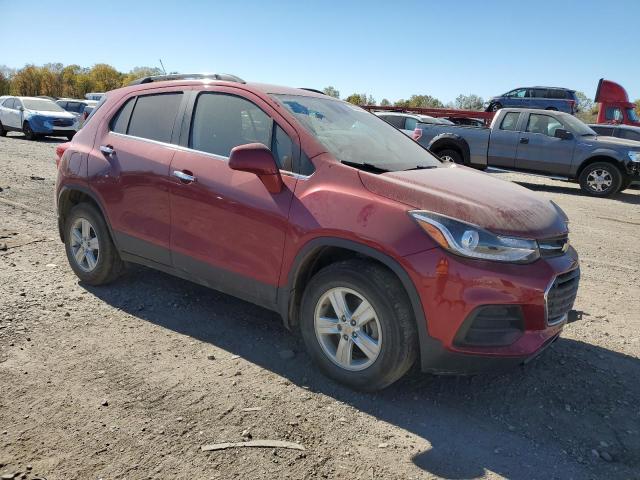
[[55, 74, 580, 391]]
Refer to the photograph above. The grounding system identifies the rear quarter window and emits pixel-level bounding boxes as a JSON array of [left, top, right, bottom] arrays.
[[127, 92, 183, 143]]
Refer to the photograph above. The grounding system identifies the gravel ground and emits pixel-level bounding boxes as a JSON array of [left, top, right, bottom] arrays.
[[1, 132, 639, 480]]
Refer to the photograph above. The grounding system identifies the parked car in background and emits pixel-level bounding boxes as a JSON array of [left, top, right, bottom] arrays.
[[56, 98, 98, 118], [55, 73, 580, 390], [485, 87, 578, 114], [375, 111, 454, 136], [0, 96, 78, 140], [590, 123, 640, 142], [413, 108, 640, 196]]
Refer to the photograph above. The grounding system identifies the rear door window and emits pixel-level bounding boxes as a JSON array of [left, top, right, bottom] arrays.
[[127, 92, 183, 143], [190, 93, 272, 157], [500, 112, 520, 131]]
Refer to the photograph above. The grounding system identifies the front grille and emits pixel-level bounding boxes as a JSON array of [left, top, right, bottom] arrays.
[[546, 268, 580, 325], [53, 118, 74, 127], [538, 234, 569, 258]]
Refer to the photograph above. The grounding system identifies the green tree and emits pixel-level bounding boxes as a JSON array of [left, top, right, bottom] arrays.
[[89, 64, 123, 92], [454, 94, 484, 111], [121, 66, 164, 86], [380, 98, 390, 106], [395, 94, 443, 109], [322, 86, 340, 98], [345, 93, 375, 106], [635, 99, 640, 116], [574, 91, 594, 114], [10, 65, 42, 96], [0, 72, 9, 95]]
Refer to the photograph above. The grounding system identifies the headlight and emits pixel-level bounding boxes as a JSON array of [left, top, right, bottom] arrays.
[[628, 151, 640, 163], [409, 211, 540, 263]]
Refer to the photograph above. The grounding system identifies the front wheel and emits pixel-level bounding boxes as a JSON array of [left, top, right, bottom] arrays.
[[23, 121, 37, 140], [64, 203, 123, 285], [299, 260, 418, 391], [0, 121, 6, 137], [488, 102, 502, 112], [578, 162, 622, 197]]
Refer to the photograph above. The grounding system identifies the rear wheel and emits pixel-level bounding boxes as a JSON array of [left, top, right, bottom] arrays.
[[64, 203, 123, 285], [23, 121, 37, 140], [578, 162, 622, 197], [299, 259, 418, 391], [437, 148, 463, 164]]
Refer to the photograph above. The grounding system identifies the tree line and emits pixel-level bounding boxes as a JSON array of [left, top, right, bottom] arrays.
[[1, 64, 637, 124], [0, 63, 166, 99]]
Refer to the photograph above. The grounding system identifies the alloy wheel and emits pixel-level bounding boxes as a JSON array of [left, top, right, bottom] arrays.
[[69, 217, 100, 272], [314, 287, 382, 371], [586, 168, 613, 193]]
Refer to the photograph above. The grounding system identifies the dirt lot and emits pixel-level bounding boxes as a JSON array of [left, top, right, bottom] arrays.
[[0, 132, 639, 480]]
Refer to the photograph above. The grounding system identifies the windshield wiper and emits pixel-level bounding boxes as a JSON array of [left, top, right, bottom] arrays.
[[404, 165, 438, 171], [341, 160, 389, 173]]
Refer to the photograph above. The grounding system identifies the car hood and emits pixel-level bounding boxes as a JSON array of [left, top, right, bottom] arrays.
[[26, 109, 76, 119], [590, 135, 640, 149], [359, 164, 567, 239]]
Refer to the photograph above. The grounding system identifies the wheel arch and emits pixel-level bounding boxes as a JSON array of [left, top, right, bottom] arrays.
[[57, 185, 116, 247], [427, 134, 470, 164], [278, 237, 437, 369], [575, 155, 624, 180]]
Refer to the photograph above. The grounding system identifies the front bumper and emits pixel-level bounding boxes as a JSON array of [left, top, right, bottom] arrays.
[[28, 116, 78, 135], [402, 246, 580, 374]]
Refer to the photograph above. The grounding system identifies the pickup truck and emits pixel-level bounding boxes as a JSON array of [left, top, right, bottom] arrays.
[[413, 108, 640, 197]]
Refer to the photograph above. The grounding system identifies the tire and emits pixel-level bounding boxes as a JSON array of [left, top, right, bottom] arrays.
[[23, 121, 37, 140], [578, 162, 622, 197], [0, 121, 6, 137], [488, 102, 502, 112], [299, 259, 418, 391], [436, 148, 463, 164], [64, 202, 123, 285]]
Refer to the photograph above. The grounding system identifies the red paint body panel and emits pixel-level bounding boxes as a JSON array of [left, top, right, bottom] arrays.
[[403, 246, 578, 356], [359, 164, 567, 239], [595, 78, 640, 127], [55, 78, 581, 374]]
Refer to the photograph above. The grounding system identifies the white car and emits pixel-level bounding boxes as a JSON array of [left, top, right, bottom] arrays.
[[0, 96, 79, 140], [374, 111, 454, 136]]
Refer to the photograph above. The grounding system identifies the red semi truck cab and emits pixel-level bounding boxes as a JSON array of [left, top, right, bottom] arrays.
[[595, 78, 640, 126]]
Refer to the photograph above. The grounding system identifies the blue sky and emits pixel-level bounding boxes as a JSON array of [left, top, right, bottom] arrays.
[[1, 0, 638, 103]]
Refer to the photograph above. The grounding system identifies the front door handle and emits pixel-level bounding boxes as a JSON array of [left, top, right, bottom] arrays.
[[519, 137, 529, 144], [100, 145, 114, 156], [173, 170, 196, 183]]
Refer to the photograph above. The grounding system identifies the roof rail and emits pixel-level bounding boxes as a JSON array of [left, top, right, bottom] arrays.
[[128, 73, 246, 86]]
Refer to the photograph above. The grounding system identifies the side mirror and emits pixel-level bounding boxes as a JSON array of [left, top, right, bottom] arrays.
[[228, 143, 283, 194], [17, 105, 24, 112], [554, 128, 573, 140]]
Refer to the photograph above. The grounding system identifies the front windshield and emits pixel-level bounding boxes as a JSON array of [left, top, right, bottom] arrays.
[[272, 94, 442, 171], [561, 114, 597, 136], [627, 108, 639, 123], [22, 98, 66, 113]]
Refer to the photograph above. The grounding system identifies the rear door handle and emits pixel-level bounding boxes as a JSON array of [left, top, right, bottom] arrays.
[[173, 170, 196, 183], [519, 137, 529, 144], [100, 145, 114, 155]]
